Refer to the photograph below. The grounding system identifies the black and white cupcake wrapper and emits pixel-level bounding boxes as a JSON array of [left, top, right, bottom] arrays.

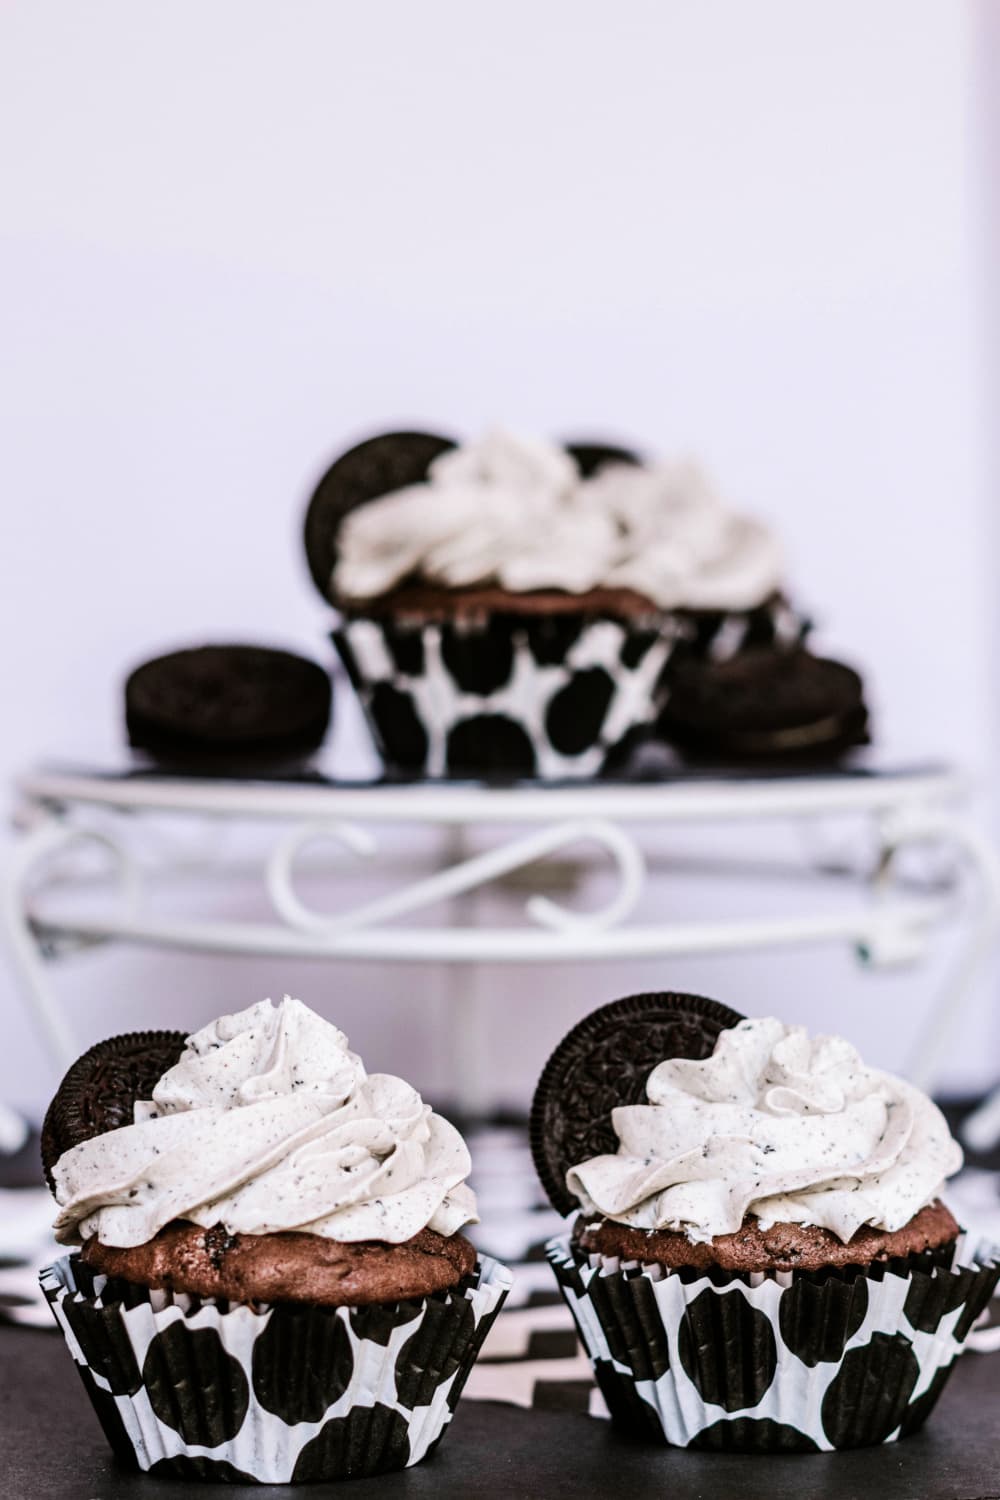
[[673, 596, 807, 667], [333, 614, 675, 780], [547, 1231, 999, 1452], [333, 597, 805, 780], [41, 1252, 511, 1484]]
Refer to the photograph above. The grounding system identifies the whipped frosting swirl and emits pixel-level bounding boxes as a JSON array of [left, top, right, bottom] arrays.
[[566, 1017, 962, 1244], [333, 428, 783, 611], [52, 998, 477, 1248]]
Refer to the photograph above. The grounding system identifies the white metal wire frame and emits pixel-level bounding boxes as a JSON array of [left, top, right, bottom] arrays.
[[5, 765, 1000, 1116]]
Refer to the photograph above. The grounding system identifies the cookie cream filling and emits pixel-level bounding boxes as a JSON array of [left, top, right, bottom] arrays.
[[51, 997, 477, 1248], [333, 428, 784, 611], [566, 1017, 962, 1245]]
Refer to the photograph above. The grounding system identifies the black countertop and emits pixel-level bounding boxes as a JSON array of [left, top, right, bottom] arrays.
[[3, 1325, 998, 1500]]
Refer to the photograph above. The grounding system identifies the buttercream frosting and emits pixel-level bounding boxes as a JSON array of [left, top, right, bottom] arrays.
[[332, 428, 784, 610], [52, 997, 477, 1248], [566, 1016, 961, 1245]]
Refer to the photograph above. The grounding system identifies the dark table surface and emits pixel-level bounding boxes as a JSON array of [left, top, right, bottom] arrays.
[[3, 1325, 998, 1500]]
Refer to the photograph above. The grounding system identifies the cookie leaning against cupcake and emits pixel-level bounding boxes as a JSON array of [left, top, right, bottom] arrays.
[[40, 997, 510, 1484], [659, 647, 869, 764], [304, 427, 808, 779], [531, 992, 998, 1453]]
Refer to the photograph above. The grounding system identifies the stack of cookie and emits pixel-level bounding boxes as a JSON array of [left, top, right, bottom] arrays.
[[124, 645, 332, 769]]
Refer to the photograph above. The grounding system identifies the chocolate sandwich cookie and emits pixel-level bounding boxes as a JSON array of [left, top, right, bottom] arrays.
[[41, 1029, 187, 1191], [530, 991, 745, 1217], [660, 647, 868, 762], [563, 440, 642, 478], [125, 644, 332, 762], [304, 429, 456, 602]]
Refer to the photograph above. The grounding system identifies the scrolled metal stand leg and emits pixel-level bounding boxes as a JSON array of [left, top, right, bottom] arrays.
[[876, 811, 1000, 1144], [945, 811, 1000, 1147], [442, 823, 489, 1121], [3, 814, 142, 1078], [2, 817, 82, 1075]]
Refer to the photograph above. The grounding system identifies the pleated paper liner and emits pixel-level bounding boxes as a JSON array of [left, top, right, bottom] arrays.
[[41, 1251, 511, 1483], [547, 1230, 999, 1452], [332, 612, 678, 779]]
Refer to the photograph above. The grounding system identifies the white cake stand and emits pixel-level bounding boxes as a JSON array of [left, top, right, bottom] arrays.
[[6, 758, 1000, 1119]]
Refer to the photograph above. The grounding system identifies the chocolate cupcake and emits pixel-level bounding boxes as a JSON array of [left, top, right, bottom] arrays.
[[40, 998, 510, 1483], [305, 428, 806, 779], [125, 644, 332, 766], [532, 993, 998, 1452], [659, 647, 869, 763]]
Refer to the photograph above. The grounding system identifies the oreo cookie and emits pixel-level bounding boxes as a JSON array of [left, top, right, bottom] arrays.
[[660, 648, 869, 763], [530, 993, 745, 1216], [563, 441, 642, 478], [125, 645, 332, 762], [41, 1030, 187, 1189], [304, 430, 456, 603]]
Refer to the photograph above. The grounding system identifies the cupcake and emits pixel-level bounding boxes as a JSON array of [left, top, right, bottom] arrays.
[[304, 428, 806, 779], [40, 997, 510, 1483], [531, 992, 998, 1452], [125, 644, 333, 767]]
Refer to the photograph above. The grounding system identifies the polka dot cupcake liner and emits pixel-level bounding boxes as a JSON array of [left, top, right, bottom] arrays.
[[40, 1251, 511, 1483], [547, 1231, 999, 1451], [333, 598, 804, 780], [332, 612, 676, 780]]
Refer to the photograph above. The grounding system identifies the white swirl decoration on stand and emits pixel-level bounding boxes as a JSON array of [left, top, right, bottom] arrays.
[[265, 818, 646, 936]]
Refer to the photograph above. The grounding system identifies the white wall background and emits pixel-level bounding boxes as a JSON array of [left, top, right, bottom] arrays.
[[2, 0, 997, 1117]]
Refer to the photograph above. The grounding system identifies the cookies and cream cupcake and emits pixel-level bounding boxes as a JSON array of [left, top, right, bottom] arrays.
[[304, 428, 806, 779], [531, 992, 998, 1452], [40, 997, 510, 1483]]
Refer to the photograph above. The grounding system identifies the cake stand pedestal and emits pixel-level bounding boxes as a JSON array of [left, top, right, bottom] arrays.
[[6, 760, 1000, 1114]]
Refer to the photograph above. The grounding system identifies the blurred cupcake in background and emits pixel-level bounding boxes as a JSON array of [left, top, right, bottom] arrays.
[[304, 428, 807, 780]]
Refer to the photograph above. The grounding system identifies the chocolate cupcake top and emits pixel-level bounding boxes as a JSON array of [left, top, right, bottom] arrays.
[[49, 997, 477, 1250], [329, 428, 784, 611], [566, 1014, 962, 1246]]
